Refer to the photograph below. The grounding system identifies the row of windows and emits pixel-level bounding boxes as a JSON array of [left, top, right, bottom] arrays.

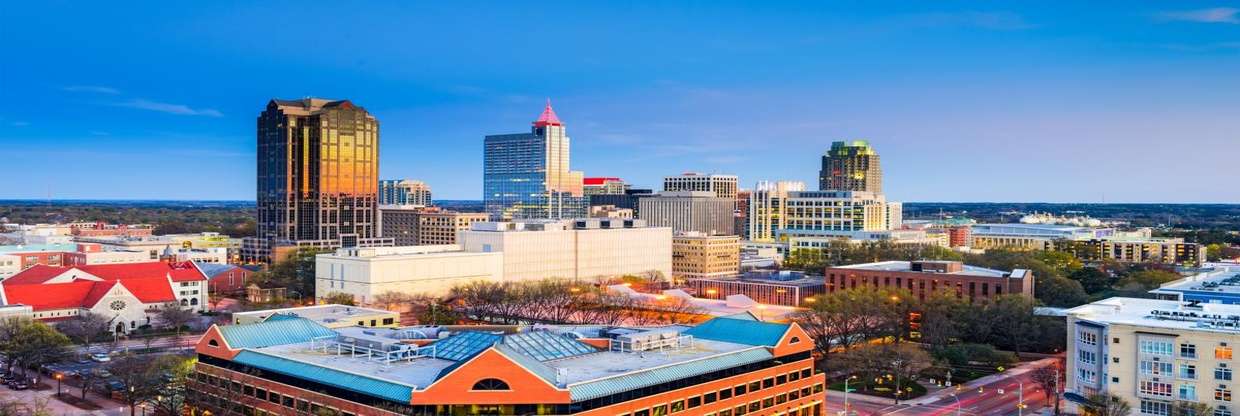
[[194, 372, 358, 416], [621, 383, 824, 416]]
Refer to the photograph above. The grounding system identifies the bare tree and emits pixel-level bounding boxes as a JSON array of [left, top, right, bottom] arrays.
[[56, 311, 112, 349], [1031, 361, 1064, 415], [1172, 401, 1214, 416], [1081, 393, 1131, 416], [158, 303, 197, 337]]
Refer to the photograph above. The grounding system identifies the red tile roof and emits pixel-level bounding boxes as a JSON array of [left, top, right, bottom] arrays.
[[1, 262, 201, 311]]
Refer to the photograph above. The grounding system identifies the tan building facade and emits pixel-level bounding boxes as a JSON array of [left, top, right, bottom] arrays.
[[1067, 298, 1240, 415], [673, 233, 740, 280], [380, 207, 488, 246], [457, 219, 673, 282]]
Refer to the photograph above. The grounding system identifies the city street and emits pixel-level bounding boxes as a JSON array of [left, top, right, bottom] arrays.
[[825, 357, 1061, 416]]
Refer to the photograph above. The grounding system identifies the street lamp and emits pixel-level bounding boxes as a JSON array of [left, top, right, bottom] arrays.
[[842, 375, 857, 414], [949, 393, 961, 416], [54, 373, 63, 397]]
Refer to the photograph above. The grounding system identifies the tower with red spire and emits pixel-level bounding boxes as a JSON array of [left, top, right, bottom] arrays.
[[483, 99, 586, 220]]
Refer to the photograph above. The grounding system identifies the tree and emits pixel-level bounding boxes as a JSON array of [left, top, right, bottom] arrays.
[[109, 353, 188, 416], [1081, 393, 1131, 416], [1068, 267, 1112, 294], [0, 317, 70, 377], [145, 355, 196, 416], [372, 291, 413, 311], [917, 290, 970, 350], [1172, 401, 1213, 416], [832, 343, 932, 404], [320, 291, 357, 306], [887, 343, 933, 404], [1030, 361, 1063, 415], [56, 311, 112, 348], [158, 303, 197, 337], [979, 295, 1039, 357], [1118, 269, 1181, 291], [1035, 250, 1083, 275], [1037, 275, 1090, 307], [792, 287, 907, 361], [252, 248, 322, 298]]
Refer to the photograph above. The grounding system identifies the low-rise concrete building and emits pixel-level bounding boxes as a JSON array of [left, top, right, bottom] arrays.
[[232, 304, 399, 328], [316, 245, 503, 302], [673, 233, 740, 280], [458, 218, 673, 282]]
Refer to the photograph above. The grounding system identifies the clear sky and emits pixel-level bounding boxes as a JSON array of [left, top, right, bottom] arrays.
[[2, 2, 1238, 202]]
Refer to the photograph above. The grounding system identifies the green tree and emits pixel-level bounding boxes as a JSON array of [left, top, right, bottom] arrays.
[[0, 318, 70, 377], [1117, 269, 1181, 291], [1068, 267, 1112, 294], [917, 290, 970, 350], [252, 248, 323, 298], [1035, 250, 1083, 275], [1036, 275, 1090, 307]]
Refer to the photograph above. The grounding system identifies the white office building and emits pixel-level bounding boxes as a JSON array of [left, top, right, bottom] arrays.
[[458, 218, 673, 282], [315, 245, 503, 302]]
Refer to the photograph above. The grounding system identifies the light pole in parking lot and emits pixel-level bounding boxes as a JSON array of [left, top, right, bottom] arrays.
[[54, 372, 63, 397]]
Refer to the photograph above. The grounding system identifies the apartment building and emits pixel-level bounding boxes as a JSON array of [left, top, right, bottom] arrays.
[[1066, 298, 1240, 416]]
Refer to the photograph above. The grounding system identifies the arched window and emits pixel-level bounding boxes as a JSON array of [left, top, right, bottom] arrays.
[[190, 298, 199, 306], [471, 378, 511, 391], [208, 339, 219, 347], [789, 336, 801, 344], [180, 299, 189, 306]]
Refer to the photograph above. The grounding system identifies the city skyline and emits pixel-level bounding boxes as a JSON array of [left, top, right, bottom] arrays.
[[3, 2, 1240, 203]]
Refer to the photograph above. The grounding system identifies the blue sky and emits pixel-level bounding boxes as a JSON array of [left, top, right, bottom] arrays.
[[1, 1, 1238, 202]]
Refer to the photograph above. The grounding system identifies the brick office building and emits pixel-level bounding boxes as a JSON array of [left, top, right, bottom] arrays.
[[189, 314, 825, 416], [824, 260, 1034, 303]]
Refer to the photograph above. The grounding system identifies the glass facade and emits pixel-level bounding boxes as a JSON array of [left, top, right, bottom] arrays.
[[483, 102, 586, 220]]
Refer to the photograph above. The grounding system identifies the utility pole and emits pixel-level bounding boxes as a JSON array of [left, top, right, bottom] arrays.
[[1054, 368, 1061, 416], [1018, 381, 1025, 416]]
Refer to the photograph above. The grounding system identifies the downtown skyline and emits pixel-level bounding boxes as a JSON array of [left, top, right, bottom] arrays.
[[3, 2, 1240, 203]]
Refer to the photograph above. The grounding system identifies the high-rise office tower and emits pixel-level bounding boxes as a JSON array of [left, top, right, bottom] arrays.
[[748, 180, 806, 242], [244, 98, 391, 263], [663, 172, 739, 199], [378, 179, 432, 206], [819, 140, 881, 193], [483, 100, 586, 220]]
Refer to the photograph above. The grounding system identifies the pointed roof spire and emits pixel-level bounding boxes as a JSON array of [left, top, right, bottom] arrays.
[[533, 98, 563, 127]]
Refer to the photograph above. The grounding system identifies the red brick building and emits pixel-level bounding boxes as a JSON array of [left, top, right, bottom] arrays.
[[824, 260, 1034, 303]]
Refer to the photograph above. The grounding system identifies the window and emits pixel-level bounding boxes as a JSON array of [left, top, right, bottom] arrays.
[[1139, 380, 1173, 398], [670, 400, 685, 413], [734, 384, 747, 396], [208, 339, 219, 347], [1182, 364, 1199, 380], [749, 381, 760, 392], [1217, 367, 1233, 381], [1218, 346, 1234, 360], [651, 404, 669, 416], [1181, 384, 1198, 401], [688, 396, 701, 408], [776, 375, 787, 385], [762, 398, 774, 408], [1140, 399, 1171, 416], [1216, 406, 1232, 416], [1183, 343, 1199, 359], [763, 378, 774, 388], [789, 336, 801, 344], [1078, 369, 1098, 383], [1217, 387, 1233, 402], [1140, 360, 1174, 376], [719, 388, 732, 400], [734, 405, 747, 415], [1079, 330, 1098, 345], [1080, 350, 1098, 365], [471, 378, 510, 390], [704, 392, 717, 404], [1141, 340, 1175, 356]]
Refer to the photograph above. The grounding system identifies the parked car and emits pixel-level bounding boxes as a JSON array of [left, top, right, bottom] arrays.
[[7, 380, 29, 390], [90, 353, 111, 362]]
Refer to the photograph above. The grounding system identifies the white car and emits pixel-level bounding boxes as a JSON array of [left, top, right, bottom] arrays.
[[89, 353, 111, 363]]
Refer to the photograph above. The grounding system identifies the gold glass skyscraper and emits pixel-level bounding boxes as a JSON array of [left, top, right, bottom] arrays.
[[818, 140, 882, 193], [245, 98, 390, 262]]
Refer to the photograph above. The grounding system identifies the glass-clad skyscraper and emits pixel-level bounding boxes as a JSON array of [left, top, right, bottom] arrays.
[[483, 101, 586, 220], [819, 140, 882, 193]]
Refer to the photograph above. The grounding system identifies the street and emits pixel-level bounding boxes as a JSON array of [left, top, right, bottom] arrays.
[[825, 357, 1061, 416]]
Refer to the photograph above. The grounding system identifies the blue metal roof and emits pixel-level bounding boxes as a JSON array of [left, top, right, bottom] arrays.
[[0, 243, 78, 253], [232, 350, 413, 403], [682, 317, 790, 347], [218, 317, 336, 349], [493, 343, 560, 386], [568, 348, 773, 401], [193, 262, 236, 277]]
